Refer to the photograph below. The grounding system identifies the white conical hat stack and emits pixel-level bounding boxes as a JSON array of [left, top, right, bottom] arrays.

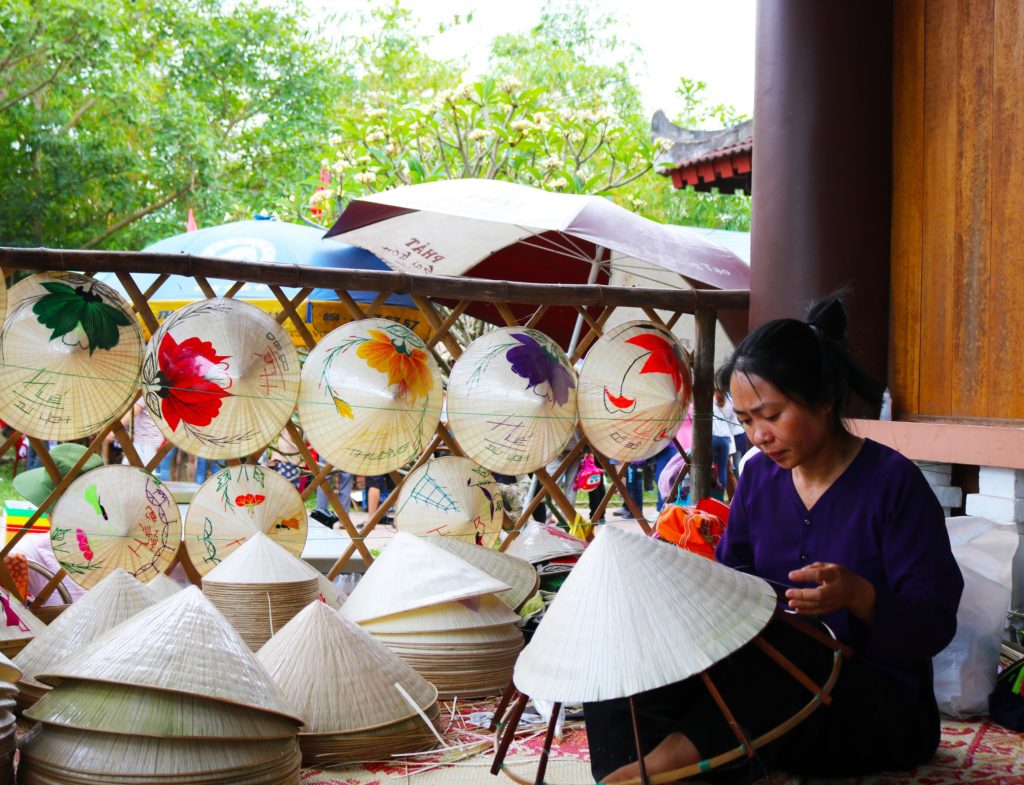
[[15, 568, 159, 705], [428, 536, 539, 611], [258, 601, 436, 733], [514, 526, 776, 703], [145, 573, 184, 600], [24, 678, 299, 740], [339, 532, 509, 624], [36, 585, 302, 723], [0, 587, 46, 657], [359, 595, 520, 634], [504, 521, 586, 564], [202, 532, 319, 651], [342, 534, 523, 700]]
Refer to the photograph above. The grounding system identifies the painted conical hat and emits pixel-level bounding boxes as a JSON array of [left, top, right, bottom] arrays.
[[184, 464, 308, 576], [446, 327, 577, 474], [35, 586, 302, 722], [140, 298, 300, 460], [298, 318, 443, 474], [339, 532, 510, 624], [0, 269, 7, 329], [0, 588, 45, 644], [394, 457, 502, 547], [577, 320, 691, 462], [0, 652, 20, 683], [203, 531, 314, 585], [513, 526, 776, 703], [24, 677, 299, 739], [14, 568, 158, 691], [427, 536, 538, 611], [0, 272, 143, 440], [257, 600, 437, 734], [146, 572, 184, 600], [504, 521, 585, 564], [358, 593, 520, 634], [49, 466, 179, 590]]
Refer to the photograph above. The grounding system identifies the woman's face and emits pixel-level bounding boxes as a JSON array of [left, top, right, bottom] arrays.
[[730, 372, 834, 470]]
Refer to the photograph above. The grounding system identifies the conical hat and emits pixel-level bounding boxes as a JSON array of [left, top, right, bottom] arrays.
[[504, 521, 586, 564], [49, 466, 179, 590], [298, 318, 443, 475], [0, 272, 143, 440], [24, 677, 299, 739], [35, 586, 302, 723], [339, 532, 510, 624], [146, 573, 184, 600], [358, 594, 520, 634], [394, 457, 503, 547], [0, 652, 20, 683], [513, 526, 776, 703], [19, 724, 300, 778], [371, 624, 524, 646], [577, 321, 691, 462], [446, 327, 577, 474], [0, 587, 47, 644], [15, 568, 158, 691], [184, 464, 307, 576], [257, 600, 437, 734], [203, 531, 315, 585], [428, 536, 539, 611], [140, 298, 300, 460]]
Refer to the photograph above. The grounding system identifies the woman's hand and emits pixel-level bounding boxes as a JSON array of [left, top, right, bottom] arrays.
[[786, 562, 876, 625]]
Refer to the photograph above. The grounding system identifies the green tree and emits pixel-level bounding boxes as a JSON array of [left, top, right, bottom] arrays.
[[0, 0, 341, 250]]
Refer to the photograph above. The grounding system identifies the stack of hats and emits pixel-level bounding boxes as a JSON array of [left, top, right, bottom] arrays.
[[504, 521, 586, 575], [20, 587, 303, 785], [0, 653, 19, 785], [341, 533, 524, 699], [14, 568, 158, 709], [258, 600, 440, 766], [202, 532, 321, 650], [0, 587, 46, 657], [428, 536, 539, 612]]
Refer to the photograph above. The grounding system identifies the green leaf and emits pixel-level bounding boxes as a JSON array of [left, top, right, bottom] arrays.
[[79, 300, 131, 354], [33, 283, 87, 342]]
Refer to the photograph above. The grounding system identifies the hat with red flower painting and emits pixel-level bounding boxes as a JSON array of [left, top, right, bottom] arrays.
[[577, 320, 691, 463], [140, 298, 300, 460]]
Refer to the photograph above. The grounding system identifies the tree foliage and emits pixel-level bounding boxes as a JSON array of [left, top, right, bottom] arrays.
[[0, 0, 750, 250], [0, 0, 339, 249]]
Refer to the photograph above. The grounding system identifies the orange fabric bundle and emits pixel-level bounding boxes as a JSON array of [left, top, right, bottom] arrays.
[[655, 504, 725, 561]]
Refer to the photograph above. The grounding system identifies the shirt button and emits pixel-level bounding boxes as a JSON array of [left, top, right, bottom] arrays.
[[803, 518, 810, 526], [800, 554, 809, 562]]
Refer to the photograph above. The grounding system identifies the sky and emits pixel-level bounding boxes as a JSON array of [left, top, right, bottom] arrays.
[[316, 0, 756, 118]]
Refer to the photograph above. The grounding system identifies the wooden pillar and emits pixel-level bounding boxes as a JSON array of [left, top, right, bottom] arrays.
[[751, 0, 893, 399], [691, 309, 716, 502]]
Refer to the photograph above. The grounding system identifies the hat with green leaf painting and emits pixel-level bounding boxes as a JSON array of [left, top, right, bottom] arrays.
[[13, 443, 104, 512]]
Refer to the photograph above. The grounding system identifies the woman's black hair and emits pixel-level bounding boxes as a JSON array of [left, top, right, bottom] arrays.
[[715, 293, 885, 430]]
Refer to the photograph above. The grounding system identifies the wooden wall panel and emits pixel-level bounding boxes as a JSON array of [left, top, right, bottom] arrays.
[[951, 0, 993, 418], [917, 0, 958, 417], [890, 0, 925, 418], [991, 0, 1024, 419], [891, 0, 1024, 422]]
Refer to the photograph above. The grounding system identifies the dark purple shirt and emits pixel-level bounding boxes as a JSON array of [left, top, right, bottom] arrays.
[[717, 438, 963, 697]]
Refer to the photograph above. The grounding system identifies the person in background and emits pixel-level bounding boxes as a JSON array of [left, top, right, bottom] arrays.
[[589, 295, 964, 785], [711, 390, 736, 501]]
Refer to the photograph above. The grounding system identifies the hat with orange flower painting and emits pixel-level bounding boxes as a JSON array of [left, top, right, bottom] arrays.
[[298, 318, 443, 475]]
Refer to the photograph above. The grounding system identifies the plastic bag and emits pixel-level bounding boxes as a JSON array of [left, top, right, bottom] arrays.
[[933, 563, 1009, 716], [932, 517, 1017, 717]]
